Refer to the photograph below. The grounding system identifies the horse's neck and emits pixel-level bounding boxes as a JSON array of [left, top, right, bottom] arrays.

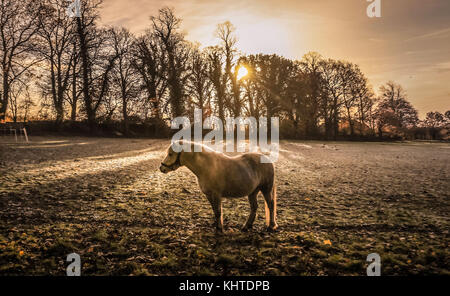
[[182, 148, 210, 179]]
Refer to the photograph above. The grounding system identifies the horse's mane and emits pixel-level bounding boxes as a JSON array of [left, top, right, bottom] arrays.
[[172, 140, 217, 153]]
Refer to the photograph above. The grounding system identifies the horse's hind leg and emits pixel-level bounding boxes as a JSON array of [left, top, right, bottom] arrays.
[[242, 190, 259, 231], [262, 186, 278, 231]]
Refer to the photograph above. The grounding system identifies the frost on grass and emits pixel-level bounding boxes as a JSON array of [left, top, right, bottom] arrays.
[[0, 137, 449, 275]]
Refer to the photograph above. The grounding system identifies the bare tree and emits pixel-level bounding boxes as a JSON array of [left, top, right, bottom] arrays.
[[65, 40, 82, 121], [151, 7, 190, 118], [444, 111, 450, 127], [216, 21, 240, 116], [245, 54, 296, 138], [283, 68, 309, 138], [75, 0, 118, 131], [36, 0, 76, 125], [187, 47, 212, 118], [9, 82, 26, 122], [318, 59, 345, 139], [339, 62, 358, 136], [298, 52, 323, 137], [423, 111, 445, 128], [110, 27, 140, 134], [8, 69, 35, 122], [238, 55, 263, 119], [132, 31, 167, 120], [0, 0, 40, 121], [349, 66, 376, 136], [375, 81, 419, 137], [205, 45, 226, 121]]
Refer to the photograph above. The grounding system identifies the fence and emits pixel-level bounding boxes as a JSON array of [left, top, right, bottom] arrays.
[[0, 123, 29, 143]]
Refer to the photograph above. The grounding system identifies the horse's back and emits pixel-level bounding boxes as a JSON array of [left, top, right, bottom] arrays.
[[238, 153, 275, 186]]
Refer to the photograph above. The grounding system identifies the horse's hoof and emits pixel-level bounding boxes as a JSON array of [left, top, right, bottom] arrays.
[[241, 226, 250, 232], [266, 225, 278, 232]]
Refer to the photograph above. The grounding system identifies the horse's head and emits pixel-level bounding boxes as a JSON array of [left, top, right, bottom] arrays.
[[159, 142, 183, 174]]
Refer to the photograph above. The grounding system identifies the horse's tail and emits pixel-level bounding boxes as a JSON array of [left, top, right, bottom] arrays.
[[264, 184, 277, 227]]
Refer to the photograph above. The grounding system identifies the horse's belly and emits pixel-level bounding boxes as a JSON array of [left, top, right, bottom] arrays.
[[222, 191, 248, 198], [198, 177, 258, 198], [221, 179, 259, 198]]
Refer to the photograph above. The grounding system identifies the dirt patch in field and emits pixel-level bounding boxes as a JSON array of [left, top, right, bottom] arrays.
[[0, 137, 449, 275]]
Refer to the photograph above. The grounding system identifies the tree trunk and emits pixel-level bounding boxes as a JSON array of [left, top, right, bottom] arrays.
[[71, 101, 77, 121], [324, 112, 331, 140], [167, 51, 184, 118], [71, 65, 77, 121], [71, 42, 78, 121], [122, 98, 128, 135], [55, 104, 64, 126], [346, 107, 354, 137], [333, 106, 339, 140], [0, 75, 10, 121], [218, 92, 225, 122], [76, 17, 95, 133]]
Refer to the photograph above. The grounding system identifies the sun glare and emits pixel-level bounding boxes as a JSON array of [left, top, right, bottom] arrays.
[[237, 66, 249, 81]]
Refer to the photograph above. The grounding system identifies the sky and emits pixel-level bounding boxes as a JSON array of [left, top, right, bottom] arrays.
[[100, 0, 450, 117]]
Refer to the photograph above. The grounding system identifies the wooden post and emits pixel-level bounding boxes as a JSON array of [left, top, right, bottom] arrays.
[[23, 128, 29, 143], [11, 128, 17, 142]]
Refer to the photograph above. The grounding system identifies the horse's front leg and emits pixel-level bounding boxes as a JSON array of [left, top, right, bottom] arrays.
[[242, 191, 258, 231], [207, 194, 223, 233]]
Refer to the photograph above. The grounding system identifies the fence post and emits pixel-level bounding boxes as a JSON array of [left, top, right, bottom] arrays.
[[23, 128, 29, 143]]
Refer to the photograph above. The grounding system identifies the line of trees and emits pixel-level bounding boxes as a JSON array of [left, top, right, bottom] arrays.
[[0, 1, 448, 139]]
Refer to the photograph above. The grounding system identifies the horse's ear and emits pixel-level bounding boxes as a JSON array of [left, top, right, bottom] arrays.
[[172, 140, 183, 153]]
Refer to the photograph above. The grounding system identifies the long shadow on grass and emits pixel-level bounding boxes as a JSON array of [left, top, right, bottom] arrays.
[[0, 138, 167, 163], [0, 153, 163, 226]]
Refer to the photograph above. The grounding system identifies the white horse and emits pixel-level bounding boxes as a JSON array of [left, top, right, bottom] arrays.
[[160, 141, 278, 233]]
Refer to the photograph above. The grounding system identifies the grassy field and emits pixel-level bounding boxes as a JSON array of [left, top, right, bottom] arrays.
[[0, 137, 449, 275]]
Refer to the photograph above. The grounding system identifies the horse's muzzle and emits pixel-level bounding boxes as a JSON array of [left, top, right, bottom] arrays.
[[159, 165, 169, 174]]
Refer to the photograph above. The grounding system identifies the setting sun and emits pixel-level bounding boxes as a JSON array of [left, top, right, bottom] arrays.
[[237, 66, 249, 81]]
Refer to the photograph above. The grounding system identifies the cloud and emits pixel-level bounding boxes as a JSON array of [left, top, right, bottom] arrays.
[[404, 27, 450, 42]]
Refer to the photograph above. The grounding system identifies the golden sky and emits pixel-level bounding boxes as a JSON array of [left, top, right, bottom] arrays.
[[100, 0, 450, 117]]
